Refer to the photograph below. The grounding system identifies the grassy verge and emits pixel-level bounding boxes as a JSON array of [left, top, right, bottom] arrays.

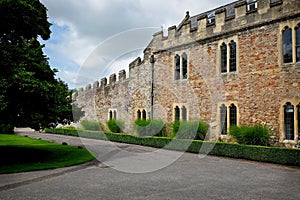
[[45, 128, 300, 166], [0, 134, 95, 174]]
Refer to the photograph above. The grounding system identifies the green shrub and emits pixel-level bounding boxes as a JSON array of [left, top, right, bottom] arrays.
[[80, 120, 103, 131], [229, 125, 270, 146], [134, 119, 166, 137], [106, 119, 124, 133], [44, 127, 300, 166], [172, 121, 209, 140], [0, 123, 14, 134]]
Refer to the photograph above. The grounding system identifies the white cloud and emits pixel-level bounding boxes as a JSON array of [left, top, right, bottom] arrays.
[[40, 0, 234, 88]]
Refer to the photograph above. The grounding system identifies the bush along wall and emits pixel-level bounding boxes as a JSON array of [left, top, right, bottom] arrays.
[[44, 128, 300, 166], [229, 125, 270, 146], [134, 119, 166, 137], [106, 119, 124, 133], [172, 121, 209, 140], [80, 120, 104, 131]]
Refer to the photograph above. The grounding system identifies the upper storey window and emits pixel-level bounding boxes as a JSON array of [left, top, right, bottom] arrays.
[[207, 11, 215, 26], [246, 0, 257, 13], [220, 40, 237, 73], [174, 53, 188, 80], [182, 53, 188, 79], [221, 43, 227, 73], [282, 27, 293, 63], [229, 41, 237, 72], [296, 25, 300, 62], [175, 54, 180, 80]]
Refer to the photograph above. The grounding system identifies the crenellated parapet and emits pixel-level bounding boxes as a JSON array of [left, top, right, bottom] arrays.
[[148, 0, 298, 52]]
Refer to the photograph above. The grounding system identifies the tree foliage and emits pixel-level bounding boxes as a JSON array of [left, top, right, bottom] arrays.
[[0, 0, 80, 133]]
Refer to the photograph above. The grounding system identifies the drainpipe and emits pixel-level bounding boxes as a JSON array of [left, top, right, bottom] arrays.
[[150, 55, 156, 119]]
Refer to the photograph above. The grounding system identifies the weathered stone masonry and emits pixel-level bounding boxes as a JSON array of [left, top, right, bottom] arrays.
[[74, 0, 300, 147]]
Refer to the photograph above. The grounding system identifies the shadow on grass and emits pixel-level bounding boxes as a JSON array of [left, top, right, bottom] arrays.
[[0, 146, 54, 165]]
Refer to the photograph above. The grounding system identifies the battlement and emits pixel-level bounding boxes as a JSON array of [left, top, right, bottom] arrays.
[[149, 0, 299, 51]]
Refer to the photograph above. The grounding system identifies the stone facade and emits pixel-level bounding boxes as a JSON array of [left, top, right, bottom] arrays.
[[74, 0, 300, 147]]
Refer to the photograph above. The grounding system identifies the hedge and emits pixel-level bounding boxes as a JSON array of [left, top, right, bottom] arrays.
[[44, 128, 300, 166]]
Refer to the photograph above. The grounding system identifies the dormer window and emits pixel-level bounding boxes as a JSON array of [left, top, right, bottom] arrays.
[[246, 0, 257, 12], [207, 11, 215, 26]]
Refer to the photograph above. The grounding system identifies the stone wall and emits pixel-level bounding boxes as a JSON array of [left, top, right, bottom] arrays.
[[74, 0, 300, 146]]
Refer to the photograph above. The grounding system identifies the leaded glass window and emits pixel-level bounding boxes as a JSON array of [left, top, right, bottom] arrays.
[[229, 41, 237, 72], [284, 103, 294, 140], [283, 27, 293, 63], [229, 104, 237, 126], [220, 104, 227, 135], [221, 43, 227, 73], [142, 109, 147, 120], [175, 54, 180, 80], [182, 53, 188, 79], [182, 106, 187, 121], [174, 106, 180, 121], [296, 25, 300, 62]]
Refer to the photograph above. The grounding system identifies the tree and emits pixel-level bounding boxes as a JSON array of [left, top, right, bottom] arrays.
[[0, 0, 77, 133]]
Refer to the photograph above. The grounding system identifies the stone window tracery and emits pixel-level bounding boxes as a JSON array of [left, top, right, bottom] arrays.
[[174, 105, 188, 121], [220, 40, 237, 73], [174, 53, 188, 80], [108, 109, 117, 120], [219, 103, 238, 136]]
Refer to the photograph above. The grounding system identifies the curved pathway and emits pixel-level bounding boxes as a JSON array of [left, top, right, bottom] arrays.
[[0, 129, 299, 199]]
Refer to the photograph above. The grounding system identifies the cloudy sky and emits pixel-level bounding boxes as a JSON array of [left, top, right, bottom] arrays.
[[40, 0, 234, 89]]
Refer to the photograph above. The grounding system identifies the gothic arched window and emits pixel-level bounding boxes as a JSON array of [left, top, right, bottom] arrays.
[[137, 110, 141, 120], [174, 106, 180, 121], [229, 104, 237, 126], [142, 109, 147, 120]]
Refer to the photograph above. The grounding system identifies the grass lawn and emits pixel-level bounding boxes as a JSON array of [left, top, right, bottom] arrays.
[[0, 134, 96, 174]]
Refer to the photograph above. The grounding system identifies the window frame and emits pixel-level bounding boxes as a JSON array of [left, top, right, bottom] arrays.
[[246, 0, 258, 13]]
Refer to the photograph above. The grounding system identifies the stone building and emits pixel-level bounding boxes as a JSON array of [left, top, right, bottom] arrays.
[[74, 0, 300, 147]]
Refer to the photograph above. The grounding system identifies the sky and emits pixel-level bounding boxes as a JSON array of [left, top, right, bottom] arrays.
[[39, 0, 234, 89]]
